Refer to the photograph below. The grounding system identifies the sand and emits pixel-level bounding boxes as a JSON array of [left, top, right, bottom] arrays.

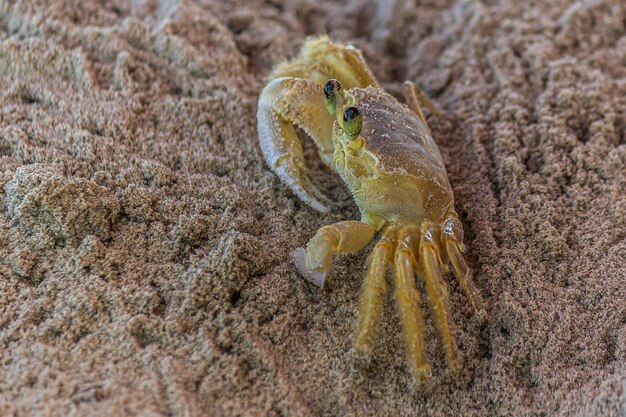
[[0, 0, 624, 416]]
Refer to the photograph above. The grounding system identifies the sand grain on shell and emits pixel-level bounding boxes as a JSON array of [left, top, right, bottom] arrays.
[[0, 1, 624, 416]]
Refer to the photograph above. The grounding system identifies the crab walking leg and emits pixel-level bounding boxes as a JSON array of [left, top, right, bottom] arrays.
[[257, 77, 337, 212], [270, 36, 379, 89], [355, 234, 393, 358], [420, 234, 459, 370], [293, 221, 375, 288], [402, 81, 428, 127], [328, 44, 379, 88], [393, 229, 431, 382], [442, 217, 483, 313], [443, 238, 484, 313], [402, 81, 443, 126]]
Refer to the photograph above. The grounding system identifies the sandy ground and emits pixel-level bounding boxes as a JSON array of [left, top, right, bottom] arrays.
[[0, 0, 624, 416]]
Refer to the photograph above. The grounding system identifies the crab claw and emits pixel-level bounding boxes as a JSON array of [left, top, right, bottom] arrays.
[[291, 221, 376, 289], [292, 247, 328, 288], [257, 77, 333, 213]]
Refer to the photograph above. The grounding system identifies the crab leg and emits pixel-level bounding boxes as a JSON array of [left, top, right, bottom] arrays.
[[270, 36, 379, 89], [420, 232, 459, 370], [257, 77, 336, 212], [292, 221, 375, 288], [444, 241, 483, 312], [402, 81, 443, 128], [442, 220, 483, 313], [393, 228, 431, 383], [355, 234, 392, 358]]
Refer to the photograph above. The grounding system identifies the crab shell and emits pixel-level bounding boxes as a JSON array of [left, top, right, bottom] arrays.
[[334, 87, 454, 230]]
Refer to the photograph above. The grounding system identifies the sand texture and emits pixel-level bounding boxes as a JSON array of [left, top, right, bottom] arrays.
[[0, 0, 625, 416]]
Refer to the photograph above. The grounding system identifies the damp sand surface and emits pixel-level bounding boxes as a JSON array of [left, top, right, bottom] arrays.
[[0, 1, 625, 416]]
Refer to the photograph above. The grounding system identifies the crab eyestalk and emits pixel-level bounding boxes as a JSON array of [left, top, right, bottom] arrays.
[[323, 79, 342, 116], [343, 105, 362, 139]]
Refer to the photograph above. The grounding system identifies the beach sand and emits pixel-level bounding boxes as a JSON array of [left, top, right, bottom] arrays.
[[0, 0, 624, 416]]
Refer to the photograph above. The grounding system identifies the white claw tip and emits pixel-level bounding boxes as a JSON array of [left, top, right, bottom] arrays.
[[309, 199, 330, 213], [292, 247, 327, 288]]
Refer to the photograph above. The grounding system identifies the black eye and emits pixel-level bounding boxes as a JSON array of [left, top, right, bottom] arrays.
[[323, 79, 342, 116], [343, 106, 362, 139], [324, 79, 341, 98], [343, 106, 360, 121]]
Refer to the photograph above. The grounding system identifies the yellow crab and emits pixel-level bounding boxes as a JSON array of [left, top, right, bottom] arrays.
[[257, 36, 483, 383]]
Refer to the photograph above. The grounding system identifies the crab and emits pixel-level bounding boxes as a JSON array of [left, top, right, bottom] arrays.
[[257, 36, 483, 383]]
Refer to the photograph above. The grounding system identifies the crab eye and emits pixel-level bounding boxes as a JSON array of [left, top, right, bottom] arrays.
[[343, 106, 362, 139], [323, 79, 342, 115]]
